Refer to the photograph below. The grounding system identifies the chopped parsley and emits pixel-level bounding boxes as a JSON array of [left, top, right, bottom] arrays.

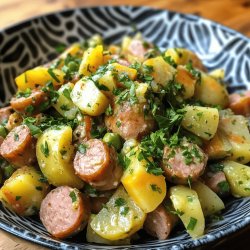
[[114, 197, 126, 207], [105, 104, 113, 116], [14, 133, 19, 141], [78, 143, 88, 154], [150, 184, 162, 194], [186, 61, 201, 84], [60, 149, 67, 156], [162, 55, 177, 68], [16, 88, 31, 98], [39, 175, 48, 183], [48, 68, 60, 83], [36, 186, 43, 191], [187, 217, 197, 231], [40, 141, 49, 158], [120, 206, 130, 216], [25, 105, 35, 114], [217, 181, 230, 194], [62, 88, 72, 100], [60, 104, 70, 111], [116, 120, 121, 128], [15, 196, 22, 201], [69, 191, 77, 203]]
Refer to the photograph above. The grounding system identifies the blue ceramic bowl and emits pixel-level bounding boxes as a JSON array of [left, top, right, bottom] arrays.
[[0, 5, 250, 250]]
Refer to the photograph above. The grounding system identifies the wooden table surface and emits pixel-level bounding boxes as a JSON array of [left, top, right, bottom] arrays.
[[0, 0, 249, 249]]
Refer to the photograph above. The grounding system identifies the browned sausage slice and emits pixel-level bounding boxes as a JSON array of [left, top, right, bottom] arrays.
[[162, 140, 207, 184], [105, 101, 156, 140], [40, 186, 90, 239], [10, 89, 49, 115], [0, 125, 36, 167], [203, 170, 230, 197], [74, 139, 122, 190], [0, 106, 13, 124], [144, 204, 178, 240]]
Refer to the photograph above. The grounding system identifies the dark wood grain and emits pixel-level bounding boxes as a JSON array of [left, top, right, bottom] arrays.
[[0, 0, 249, 249]]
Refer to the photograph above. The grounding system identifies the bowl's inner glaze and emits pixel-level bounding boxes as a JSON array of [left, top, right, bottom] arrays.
[[0, 5, 250, 250]]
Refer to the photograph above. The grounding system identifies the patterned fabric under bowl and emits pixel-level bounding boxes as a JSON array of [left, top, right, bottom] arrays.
[[0, 5, 250, 250]]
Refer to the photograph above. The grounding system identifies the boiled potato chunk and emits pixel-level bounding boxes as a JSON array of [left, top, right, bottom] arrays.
[[52, 83, 78, 119], [0, 166, 49, 216], [71, 79, 110, 116], [219, 114, 250, 164], [36, 126, 83, 188], [164, 48, 204, 70], [90, 186, 146, 240], [170, 185, 205, 238], [60, 43, 82, 59], [78, 45, 103, 76], [192, 181, 225, 216], [111, 63, 137, 81], [121, 149, 166, 213], [223, 161, 250, 197], [143, 56, 176, 91], [97, 70, 117, 97], [194, 73, 229, 108], [175, 65, 196, 99], [15, 67, 65, 91], [181, 106, 219, 140], [203, 129, 232, 159], [87, 214, 131, 245]]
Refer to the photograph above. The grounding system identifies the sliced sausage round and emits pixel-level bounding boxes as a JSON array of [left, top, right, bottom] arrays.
[[0, 106, 13, 124], [74, 139, 123, 191], [144, 204, 178, 240], [40, 186, 90, 239], [10, 89, 49, 115], [0, 125, 36, 167], [162, 140, 207, 184], [203, 171, 230, 197], [105, 101, 156, 140]]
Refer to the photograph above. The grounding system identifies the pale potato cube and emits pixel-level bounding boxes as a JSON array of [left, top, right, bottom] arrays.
[[71, 79, 110, 116]]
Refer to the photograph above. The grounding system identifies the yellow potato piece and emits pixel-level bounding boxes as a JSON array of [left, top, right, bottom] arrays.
[[71, 78, 110, 116], [97, 70, 117, 97], [122, 149, 166, 213], [220, 114, 250, 164], [175, 65, 196, 99], [170, 185, 205, 239], [78, 45, 103, 76], [194, 73, 229, 108], [87, 215, 131, 245], [192, 181, 225, 216], [203, 129, 232, 159], [143, 56, 176, 91], [223, 161, 250, 197], [181, 105, 219, 140], [90, 186, 146, 241], [111, 63, 137, 80], [164, 48, 204, 70], [15, 67, 65, 91], [0, 166, 49, 216], [36, 126, 83, 188], [52, 83, 78, 120]]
